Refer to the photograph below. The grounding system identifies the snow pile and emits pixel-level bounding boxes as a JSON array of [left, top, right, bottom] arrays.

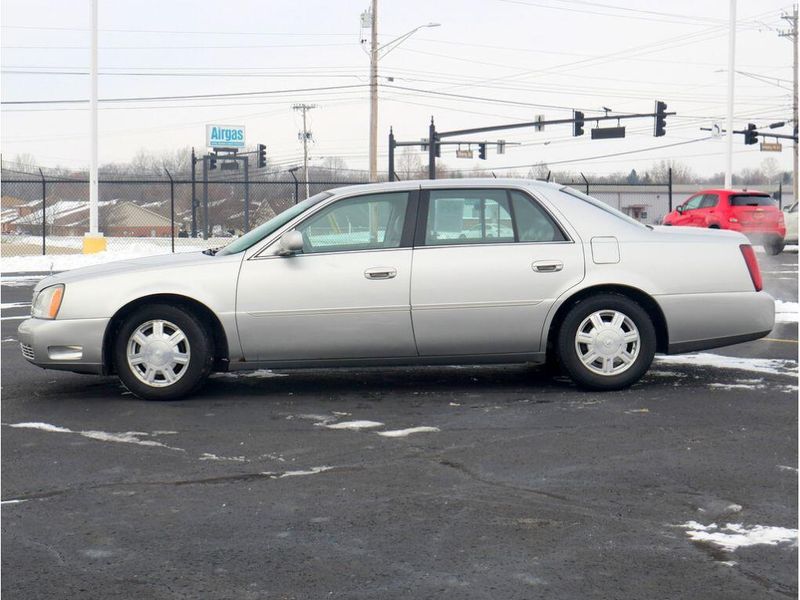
[[2, 236, 232, 273], [681, 521, 798, 552]]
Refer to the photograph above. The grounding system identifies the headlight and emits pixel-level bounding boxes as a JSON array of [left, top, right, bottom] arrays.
[[31, 284, 65, 319]]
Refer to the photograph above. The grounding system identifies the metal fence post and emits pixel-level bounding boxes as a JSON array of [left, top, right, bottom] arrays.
[[39, 168, 46, 255], [165, 168, 175, 253], [202, 155, 209, 239], [388, 128, 395, 182], [190, 147, 197, 238], [580, 172, 589, 195], [243, 156, 250, 232], [668, 167, 673, 212], [289, 168, 299, 204]]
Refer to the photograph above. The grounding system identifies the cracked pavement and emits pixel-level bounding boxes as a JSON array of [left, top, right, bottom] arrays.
[[1, 251, 797, 599]]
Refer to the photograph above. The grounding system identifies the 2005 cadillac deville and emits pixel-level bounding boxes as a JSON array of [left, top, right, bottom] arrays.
[[19, 179, 775, 400]]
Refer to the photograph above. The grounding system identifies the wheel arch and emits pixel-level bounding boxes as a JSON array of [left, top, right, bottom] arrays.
[[545, 284, 669, 359], [102, 293, 230, 375]]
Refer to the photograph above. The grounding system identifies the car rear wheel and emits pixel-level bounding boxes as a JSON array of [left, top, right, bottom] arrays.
[[764, 238, 785, 255], [555, 294, 656, 391], [113, 304, 213, 400]]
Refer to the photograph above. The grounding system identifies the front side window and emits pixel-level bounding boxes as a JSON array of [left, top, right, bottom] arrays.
[[683, 195, 703, 210], [295, 191, 409, 254]]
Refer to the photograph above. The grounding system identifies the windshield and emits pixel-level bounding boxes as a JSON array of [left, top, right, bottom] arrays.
[[729, 194, 776, 207], [559, 186, 650, 229], [216, 192, 332, 255]]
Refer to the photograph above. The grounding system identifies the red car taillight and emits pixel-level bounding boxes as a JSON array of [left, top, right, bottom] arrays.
[[740, 244, 762, 291]]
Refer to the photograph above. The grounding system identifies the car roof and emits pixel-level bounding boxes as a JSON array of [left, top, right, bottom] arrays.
[[694, 188, 770, 195], [327, 178, 565, 196]]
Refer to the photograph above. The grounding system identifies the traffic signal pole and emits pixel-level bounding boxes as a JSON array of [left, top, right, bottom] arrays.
[[393, 104, 675, 180]]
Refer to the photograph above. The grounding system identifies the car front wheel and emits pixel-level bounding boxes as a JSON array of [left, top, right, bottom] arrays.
[[556, 294, 656, 391], [113, 304, 213, 400]]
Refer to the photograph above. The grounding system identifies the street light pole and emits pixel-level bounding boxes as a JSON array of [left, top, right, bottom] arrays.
[[83, 0, 106, 253], [724, 0, 737, 189], [369, 0, 379, 182], [365, 9, 439, 182]]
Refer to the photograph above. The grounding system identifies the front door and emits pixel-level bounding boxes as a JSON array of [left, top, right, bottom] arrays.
[[410, 187, 585, 356], [236, 190, 418, 361]]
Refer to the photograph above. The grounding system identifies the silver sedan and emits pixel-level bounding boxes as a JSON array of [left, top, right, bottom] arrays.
[[18, 179, 775, 400]]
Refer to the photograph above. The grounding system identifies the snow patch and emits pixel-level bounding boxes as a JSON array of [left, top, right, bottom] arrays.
[[0, 302, 31, 309], [777, 465, 798, 473], [321, 420, 384, 430], [1, 315, 27, 321], [212, 369, 287, 379], [199, 453, 247, 463], [277, 466, 333, 478], [775, 300, 799, 323], [1, 499, 27, 506], [656, 353, 797, 377], [377, 426, 440, 437], [2, 337, 17, 343], [5, 422, 183, 451], [681, 521, 798, 552]]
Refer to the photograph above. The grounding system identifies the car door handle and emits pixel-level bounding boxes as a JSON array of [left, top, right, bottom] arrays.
[[532, 260, 563, 273], [364, 267, 397, 280]]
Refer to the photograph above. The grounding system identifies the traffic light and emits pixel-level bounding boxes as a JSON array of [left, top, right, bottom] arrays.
[[208, 153, 217, 170], [744, 123, 758, 145], [257, 144, 267, 169], [573, 110, 584, 136], [654, 101, 667, 137], [434, 140, 441, 158], [478, 143, 487, 160]]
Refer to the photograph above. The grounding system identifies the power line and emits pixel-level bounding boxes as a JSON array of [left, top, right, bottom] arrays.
[[0, 84, 368, 105]]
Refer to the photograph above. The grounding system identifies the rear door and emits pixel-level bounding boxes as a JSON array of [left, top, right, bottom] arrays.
[[409, 186, 584, 356]]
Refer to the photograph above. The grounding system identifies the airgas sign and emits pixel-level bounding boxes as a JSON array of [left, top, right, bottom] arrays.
[[206, 124, 246, 149]]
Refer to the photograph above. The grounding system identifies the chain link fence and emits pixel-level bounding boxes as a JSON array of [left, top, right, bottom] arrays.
[[1, 170, 792, 258]]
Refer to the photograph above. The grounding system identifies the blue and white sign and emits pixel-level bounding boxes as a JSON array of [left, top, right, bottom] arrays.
[[206, 124, 246, 149]]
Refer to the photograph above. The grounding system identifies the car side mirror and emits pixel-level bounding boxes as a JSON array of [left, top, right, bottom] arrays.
[[676, 205, 684, 213], [277, 230, 304, 256]]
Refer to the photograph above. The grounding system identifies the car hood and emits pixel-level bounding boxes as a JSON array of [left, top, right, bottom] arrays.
[[34, 251, 242, 292]]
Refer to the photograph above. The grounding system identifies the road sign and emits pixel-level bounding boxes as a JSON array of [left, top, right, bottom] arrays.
[[206, 124, 246, 149], [591, 126, 626, 139], [760, 142, 783, 152], [456, 149, 474, 159]]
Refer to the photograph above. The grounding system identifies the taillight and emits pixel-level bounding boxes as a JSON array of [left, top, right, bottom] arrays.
[[740, 244, 762, 291]]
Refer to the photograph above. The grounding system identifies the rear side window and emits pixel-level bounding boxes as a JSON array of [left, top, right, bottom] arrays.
[[699, 194, 719, 208], [729, 194, 776, 207], [425, 189, 514, 245], [510, 190, 566, 242]]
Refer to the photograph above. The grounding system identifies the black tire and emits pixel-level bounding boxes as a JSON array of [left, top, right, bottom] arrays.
[[764, 238, 785, 256], [555, 293, 656, 391], [113, 303, 213, 400]]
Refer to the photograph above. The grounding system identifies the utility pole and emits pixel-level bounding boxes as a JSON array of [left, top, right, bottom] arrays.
[[780, 5, 798, 203], [369, 0, 378, 182], [293, 103, 316, 199], [725, 0, 737, 189]]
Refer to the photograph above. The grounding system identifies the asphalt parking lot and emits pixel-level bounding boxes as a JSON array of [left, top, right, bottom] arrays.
[[2, 250, 797, 599]]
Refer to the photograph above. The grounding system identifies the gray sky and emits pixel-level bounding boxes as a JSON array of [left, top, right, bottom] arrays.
[[1, 0, 796, 178]]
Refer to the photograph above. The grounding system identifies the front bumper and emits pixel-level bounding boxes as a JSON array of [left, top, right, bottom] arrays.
[[656, 291, 775, 354], [17, 317, 110, 374]]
